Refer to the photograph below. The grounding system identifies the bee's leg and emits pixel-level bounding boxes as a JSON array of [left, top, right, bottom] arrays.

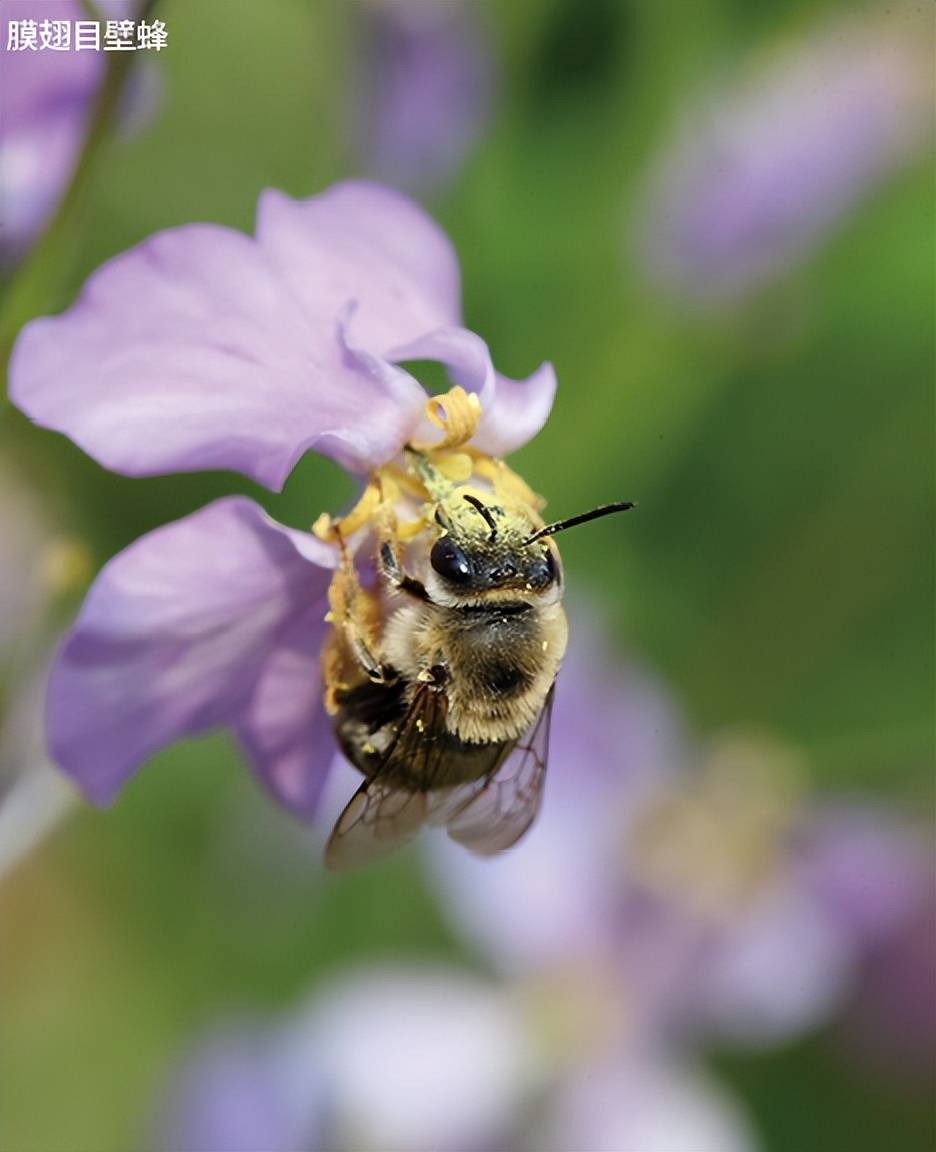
[[328, 532, 397, 686], [372, 488, 434, 603], [378, 539, 432, 602]]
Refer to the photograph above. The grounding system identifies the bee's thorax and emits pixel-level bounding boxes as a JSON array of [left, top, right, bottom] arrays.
[[382, 598, 568, 745]]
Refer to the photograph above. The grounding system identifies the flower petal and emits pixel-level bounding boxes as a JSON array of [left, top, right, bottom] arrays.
[[428, 617, 681, 973], [635, 17, 931, 305], [299, 968, 532, 1152], [10, 217, 430, 486], [0, 0, 151, 257], [389, 326, 557, 455], [157, 968, 531, 1152], [1, 2, 101, 134], [551, 1059, 758, 1152], [47, 497, 336, 809], [695, 880, 854, 1047], [356, 3, 494, 194], [233, 605, 337, 818], [799, 805, 934, 943], [255, 180, 462, 348], [156, 1024, 322, 1152], [10, 180, 555, 484]]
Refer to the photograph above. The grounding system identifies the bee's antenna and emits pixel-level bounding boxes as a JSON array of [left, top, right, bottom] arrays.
[[463, 494, 498, 541], [523, 501, 637, 545]]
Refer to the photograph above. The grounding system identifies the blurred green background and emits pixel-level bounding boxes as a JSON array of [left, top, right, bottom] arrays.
[[1, 1, 932, 1149]]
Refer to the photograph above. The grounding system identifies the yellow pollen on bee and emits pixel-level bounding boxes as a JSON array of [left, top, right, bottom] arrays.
[[362, 742, 376, 755], [542, 640, 549, 651], [416, 718, 425, 733], [310, 386, 559, 669]]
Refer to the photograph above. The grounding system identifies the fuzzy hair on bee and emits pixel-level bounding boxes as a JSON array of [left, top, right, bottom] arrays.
[[317, 415, 634, 871]]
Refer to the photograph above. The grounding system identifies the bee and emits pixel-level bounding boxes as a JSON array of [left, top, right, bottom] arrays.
[[321, 447, 634, 870]]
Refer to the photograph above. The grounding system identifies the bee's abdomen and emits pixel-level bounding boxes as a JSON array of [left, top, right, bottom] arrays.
[[334, 672, 506, 790], [333, 676, 408, 778], [335, 674, 406, 734]]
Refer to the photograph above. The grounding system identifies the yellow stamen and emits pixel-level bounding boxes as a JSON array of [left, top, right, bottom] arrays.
[[313, 478, 387, 541], [433, 451, 474, 483], [410, 386, 482, 453], [395, 516, 428, 542], [469, 452, 544, 510]]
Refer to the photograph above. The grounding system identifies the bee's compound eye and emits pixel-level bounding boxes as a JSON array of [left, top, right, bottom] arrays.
[[430, 537, 472, 583], [530, 545, 559, 588]]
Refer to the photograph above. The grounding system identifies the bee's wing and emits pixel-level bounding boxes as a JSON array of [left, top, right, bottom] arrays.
[[324, 777, 428, 870], [430, 686, 555, 856], [324, 681, 449, 872]]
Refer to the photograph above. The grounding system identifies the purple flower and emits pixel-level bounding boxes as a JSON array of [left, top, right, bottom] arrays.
[[801, 805, 936, 1076], [157, 1023, 324, 1152], [422, 610, 687, 975], [9, 181, 555, 817], [155, 965, 759, 1152], [634, 15, 932, 305], [351, 0, 494, 192], [550, 1057, 757, 1152], [843, 887, 936, 1078], [430, 651, 932, 1052], [0, 0, 145, 259], [157, 968, 534, 1152]]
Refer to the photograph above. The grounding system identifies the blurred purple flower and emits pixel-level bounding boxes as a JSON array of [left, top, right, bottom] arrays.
[[8, 180, 555, 817], [843, 886, 936, 1079], [799, 805, 934, 946], [158, 1023, 324, 1152], [152, 626, 930, 1150], [0, 0, 149, 260], [803, 806, 936, 1077], [550, 1056, 757, 1152], [430, 646, 934, 1053], [352, 0, 494, 192], [635, 16, 932, 305], [419, 610, 687, 974], [157, 968, 533, 1152], [155, 966, 759, 1152]]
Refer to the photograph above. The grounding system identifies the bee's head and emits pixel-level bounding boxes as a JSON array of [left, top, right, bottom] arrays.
[[426, 492, 562, 607], [424, 491, 636, 609]]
